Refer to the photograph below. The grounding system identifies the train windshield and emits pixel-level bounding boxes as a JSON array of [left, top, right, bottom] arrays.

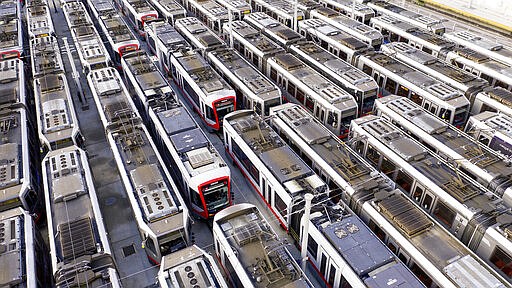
[[215, 99, 235, 124], [158, 230, 187, 255], [202, 180, 229, 214], [264, 98, 282, 116], [361, 89, 377, 114], [453, 106, 469, 128]]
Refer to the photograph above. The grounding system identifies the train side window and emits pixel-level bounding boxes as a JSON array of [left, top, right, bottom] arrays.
[[413, 185, 424, 202], [328, 264, 337, 287], [490, 246, 512, 277], [410, 92, 423, 105], [387, 242, 397, 255], [439, 108, 451, 121], [390, 32, 399, 42], [366, 145, 381, 166], [384, 78, 397, 94], [145, 237, 157, 255], [424, 102, 430, 111], [274, 193, 288, 219], [308, 236, 318, 260], [433, 201, 456, 227], [362, 64, 372, 75], [305, 95, 314, 112], [287, 82, 296, 96], [395, 170, 413, 193], [369, 220, 386, 241], [190, 188, 203, 209], [296, 89, 305, 103], [328, 111, 338, 128], [398, 252, 408, 264], [480, 73, 492, 83], [478, 135, 490, 145], [320, 110, 325, 122], [480, 103, 497, 113], [381, 157, 396, 177], [339, 50, 348, 62], [270, 67, 277, 81], [422, 47, 432, 54], [252, 56, 259, 68], [355, 141, 365, 154], [430, 104, 438, 114], [422, 193, 434, 211], [411, 263, 434, 287], [397, 85, 409, 97]]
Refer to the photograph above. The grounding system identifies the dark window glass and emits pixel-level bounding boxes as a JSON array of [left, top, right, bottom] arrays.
[[308, 236, 318, 260], [433, 201, 456, 227], [395, 170, 413, 193], [490, 247, 512, 277], [274, 193, 288, 219], [366, 145, 381, 166]]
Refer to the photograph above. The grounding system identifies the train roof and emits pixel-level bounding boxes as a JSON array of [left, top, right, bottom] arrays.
[[26, 2, 52, 38], [175, 51, 233, 94], [0, 208, 33, 287], [299, 19, 369, 50], [150, 0, 185, 16], [226, 21, 285, 57], [271, 104, 380, 188], [125, 0, 156, 14], [187, 0, 228, 19], [375, 96, 512, 189], [0, 18, 19, 52], [34, 74, 76, 144], [208, 48, 281, 101], [323, 0, 374, 14], [43, 146, 117, 287], [175, 17, 224, 51], [159, 245, 227, 288], [101, 15, 137, 44], [30, 36, 64, 77], [123, 51, 173, 97], [290, 42, 378, 91], [450, 47, 512, 79], [226, 111, 326, 192], [0, 59, 23, 107], [352, 116, 508, 216], [245, 12, 302, 44], [0, 109, 27, 205], [312, 7, 382, 41], [88, 0, 116, 15], [372, 16, 454, 49], [216, 0, 250, 12], [270, 53, 357, 109], [363, 51, 465, 102], [445, 31, 512, 66], [369, 1, 444, 30], [383, 42, 488, 90], [470, 112, 512, 139], [483, 87, 512, 108], [214, 204, 311, 288], [146, 21, 188, 51]]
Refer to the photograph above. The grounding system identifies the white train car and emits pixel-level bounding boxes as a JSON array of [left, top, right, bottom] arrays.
[[370, 15, 455, 58], [0, 0, 23, 59], [62, 0, 111, 73], [182, 0, 228, 33], [42, 146, 120, 287], [465, 111, 512, 158], [270, 103, 509, 288], [114, 0, 158, 36], [367, 0, 445, 35], [471, 87, 512, 117], [174, 17, 225, 56], [310, 7, 383, 49], [0, 208, 50, 287], [355, 51, 470, 127], [298, 18, 372, 65], [289, 42, 379, 115], [87, 0, 140, 64], [33, 74, 82, 151], [170, 50, 236, 131], [147, 0, 186, 24], [208, 47, 282, 116], [374, 95, 512, 206], [215, 0, 251, 20], [222, 21, 285, 72], [29, 36, 64, 78], [248, 0, 304, 29], [243, 12, 303, 47], [381, 42, 489, 100], [213, 204, 313, 287], [122, 50, 232, 220], [445, 31, 512, 67], [145, 20, 190, 73], [349, 115, 512, 282], [158, 245, 228, 288], [318, 0, 374, 24], [26, 0, 53, 40], [88, 67, 190, 263]]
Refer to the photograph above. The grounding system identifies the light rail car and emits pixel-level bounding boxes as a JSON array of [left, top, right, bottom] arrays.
[[310, 7, 383, 49], [169, 50, 236, 131], [122, 50, 232, 219], [471, 87, 512, 117], [349, 115, 512, 281], [29, 35, 64, 77], [144, 20, 190, 72], [374, 95, 512, 206], [87, 0, 140, 65], [213, 204, 313, 287], [147, 0, 186, 24], [354, 51, 470, 127], [26, 0, 53, 40], [174, 17, 225, 56], [269, 103, 510, 288], [298, 18, 372, 64], [318, 0, 374, 24], [465, 112, 512, 157], [87, 66, 190, 263], [158, 245, 228, 288], [1, 0, 23, 59], [42, 146, 120, 287], [367, 0, 445, 35], [114, 0, 158, 36], [445, 31, 512, 67], [243, 12, 303, 47], [62, 0, 111, 73]]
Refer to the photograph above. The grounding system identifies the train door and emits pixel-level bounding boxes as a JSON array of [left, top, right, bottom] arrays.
[[420, 191, 435, 213], [318, 248, 330, 282]]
